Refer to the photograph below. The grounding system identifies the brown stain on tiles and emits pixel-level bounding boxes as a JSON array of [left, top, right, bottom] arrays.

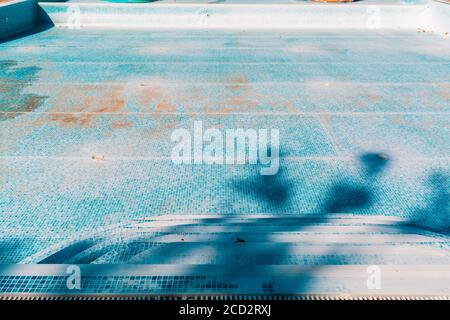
[[226, 75, 248, 92], [210, 75, 264, 114], [49, 113, 93, 127], [222, 75, 300, 113], [138, 83, 179, 139], [155, 99, 176, 114], [111, 120, 132, 129], [47, 85, 126, 127], [438, 84, 450, 100], [367, 93, 380, 102]]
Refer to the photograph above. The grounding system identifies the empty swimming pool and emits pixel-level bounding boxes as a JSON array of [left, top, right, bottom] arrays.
[[0, 0, 449, 298]]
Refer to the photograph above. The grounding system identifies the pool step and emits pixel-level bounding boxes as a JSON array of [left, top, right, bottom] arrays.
[[9, 215, 450, 295], [37, 2, 431, 29], [1, 264, 449, 296], [25, 215, 449, 265]]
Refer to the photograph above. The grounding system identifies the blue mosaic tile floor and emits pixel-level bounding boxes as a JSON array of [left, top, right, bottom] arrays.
[[0, 26, 449, 295]]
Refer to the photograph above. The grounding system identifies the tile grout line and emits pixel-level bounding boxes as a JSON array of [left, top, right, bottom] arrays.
[[316, 113, 343, 157], [0, 156, 448, 161], [1, 111, 449, 115], [0, 81, 449, 86], [3, 61, 449, 65]]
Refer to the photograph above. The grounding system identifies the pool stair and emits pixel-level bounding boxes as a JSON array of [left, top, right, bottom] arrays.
[[1, 215, 449, 297]]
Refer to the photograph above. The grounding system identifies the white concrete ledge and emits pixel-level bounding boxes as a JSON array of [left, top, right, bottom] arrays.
[[37, 2, 430, 29], [427, 0, 450, 33], [1, 1, 449, 34]]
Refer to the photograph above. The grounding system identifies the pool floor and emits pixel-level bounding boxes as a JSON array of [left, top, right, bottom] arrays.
[[0, 26, 449, 295]]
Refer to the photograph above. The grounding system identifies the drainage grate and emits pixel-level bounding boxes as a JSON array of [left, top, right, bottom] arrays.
[[0, 294, 449, 301]]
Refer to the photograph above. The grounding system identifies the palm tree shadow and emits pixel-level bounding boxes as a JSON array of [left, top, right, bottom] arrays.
[[322, 152, 389, 214], [231, 165, 294, 213], [404, 172, 449, 235], [31, 151, 450, 295]]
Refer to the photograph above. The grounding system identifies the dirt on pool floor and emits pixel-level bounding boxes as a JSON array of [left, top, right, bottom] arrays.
[[47, 85, 126, 127], [0, 60, 48, 121]]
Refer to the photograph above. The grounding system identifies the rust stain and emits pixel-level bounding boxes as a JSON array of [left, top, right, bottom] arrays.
[[0, 159, 14, 174], [111, 120, 132, 129], [266, 96, 297, 113], [220, 75, 298, 114], [47, 85, 126, 127], [210, 75, 264, 114], [391, 115, 410, 126], [138, 84, 179, 139], [367, 93, 380, 102], [226, 75, 249, 92], [49, 113, 93, 127], [138, 86, 177, 113], [155, 99, 176, 114], [438, 85, 450, 100], [347, 90, 380, 110], [401, 95, 411, 109], [139, 86, 160, 106]]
